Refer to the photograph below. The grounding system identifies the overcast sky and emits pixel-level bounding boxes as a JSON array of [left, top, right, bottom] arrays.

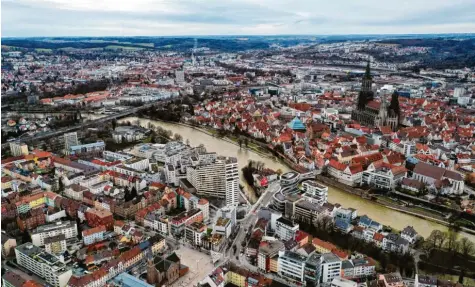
[[2, 0, 475, 37]]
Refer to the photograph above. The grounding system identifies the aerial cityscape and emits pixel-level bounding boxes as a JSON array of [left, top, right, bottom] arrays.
[[1, 1, 475, 287]]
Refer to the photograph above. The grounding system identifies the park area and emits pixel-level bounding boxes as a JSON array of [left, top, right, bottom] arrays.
[[171, 245, 216, 287]]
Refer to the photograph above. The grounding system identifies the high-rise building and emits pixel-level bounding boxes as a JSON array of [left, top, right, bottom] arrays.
[[223, 157, 239, 206], [15, 243, 72, 287], [9, 141, 29, 156], [63, 132, 79, 150], [186, 156, 239, 206]]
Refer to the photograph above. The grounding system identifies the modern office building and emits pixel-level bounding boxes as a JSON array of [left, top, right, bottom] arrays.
[[15, 243, 72, 287], [302, 180, 329, 206], [277, 250, 307, 284], [63, 132, 79, 150], [31, 221, 78, 246]]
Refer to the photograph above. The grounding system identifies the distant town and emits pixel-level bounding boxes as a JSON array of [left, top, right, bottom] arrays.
[[1, 35, 475, 287]]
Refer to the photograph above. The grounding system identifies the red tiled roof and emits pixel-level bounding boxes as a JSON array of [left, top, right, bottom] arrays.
[[329, 159, 346, 171], [83, 225, 106, 236]]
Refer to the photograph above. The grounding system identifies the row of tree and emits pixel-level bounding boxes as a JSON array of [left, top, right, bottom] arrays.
[[424, 229, 474, 257]]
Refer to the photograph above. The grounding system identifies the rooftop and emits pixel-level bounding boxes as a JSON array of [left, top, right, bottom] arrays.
[[32, 221, 76, 235], [216, 217, 230, 227]]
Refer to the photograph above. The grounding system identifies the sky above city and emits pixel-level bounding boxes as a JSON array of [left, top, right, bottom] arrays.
[[2, 0, 475, 37]]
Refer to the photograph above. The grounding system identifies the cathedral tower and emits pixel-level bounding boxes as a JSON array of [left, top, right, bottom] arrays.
[[357, 61, 374, 109]]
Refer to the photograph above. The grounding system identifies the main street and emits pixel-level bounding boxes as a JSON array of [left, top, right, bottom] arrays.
[[226, 181, 281, 259]]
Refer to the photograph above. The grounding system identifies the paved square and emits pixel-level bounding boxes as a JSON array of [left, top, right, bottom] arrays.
[[172, 246, 215, 287]]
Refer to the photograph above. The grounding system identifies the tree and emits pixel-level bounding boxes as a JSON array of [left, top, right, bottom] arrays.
[[438, 231, 448, 249], [174, 133, 183, 142], [459, 237, 474, 256], [276, 169, 283, 175], [58, 177, 64, 194], [445, 229, 459, 253]]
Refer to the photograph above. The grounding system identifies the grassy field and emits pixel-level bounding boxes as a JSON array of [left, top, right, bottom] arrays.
[[35, 48, 53, 52], [104, 45, 145, 51], [58, 47, 104, 52]]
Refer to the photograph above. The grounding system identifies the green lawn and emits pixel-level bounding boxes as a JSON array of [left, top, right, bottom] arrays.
[[104, 45, 145, 51]]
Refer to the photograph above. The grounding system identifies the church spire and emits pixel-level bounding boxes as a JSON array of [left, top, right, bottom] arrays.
[[364, 60, 371, 79]]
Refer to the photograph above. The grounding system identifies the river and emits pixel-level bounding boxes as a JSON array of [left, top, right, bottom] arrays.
[[118, 116, 474, 240]]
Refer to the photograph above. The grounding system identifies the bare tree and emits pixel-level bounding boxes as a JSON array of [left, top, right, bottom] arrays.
[[173, 133, 183, 142], [438, 231, 448, 249], [445, 230, 459, 253], [459, 237, 474, 256]]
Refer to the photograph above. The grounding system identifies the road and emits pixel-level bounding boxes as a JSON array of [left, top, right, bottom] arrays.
[[226, 181, 281, 259]]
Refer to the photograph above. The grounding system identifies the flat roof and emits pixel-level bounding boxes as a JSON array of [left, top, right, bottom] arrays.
[[32, 221, 75, 235], [281, 171, 298, 179]]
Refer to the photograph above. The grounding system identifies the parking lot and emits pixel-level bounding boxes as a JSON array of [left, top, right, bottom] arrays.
[[171, 246, 215, 287]]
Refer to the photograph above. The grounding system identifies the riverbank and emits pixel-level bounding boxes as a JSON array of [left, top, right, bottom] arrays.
[[174, 119, 475, 234], [317, 174, 475, 236], [121, 116, 474, 240]]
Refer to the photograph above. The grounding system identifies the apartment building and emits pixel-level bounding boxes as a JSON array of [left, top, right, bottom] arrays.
[[341, 257, 376, 279], [185, 221, 207, 246], [82, 225, 106, 245], [275, 217, 299, 241], [257, 241, 284, 273], [321, 253, 342, 283], [361, 162, 406, 190], [186, 156, 239, 206], [214, 217, 232, 238], [44, 234, 67, 255], [124, 157, 150, 171], [15, 243, 72, 287], [278, 250, 307, 284], [64, 184, 89, 202], [31, 221, 78, 246], [1, 234, 17, 257]]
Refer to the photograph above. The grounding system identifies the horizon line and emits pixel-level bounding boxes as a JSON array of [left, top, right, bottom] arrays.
[[2, 32, 475, 39]]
